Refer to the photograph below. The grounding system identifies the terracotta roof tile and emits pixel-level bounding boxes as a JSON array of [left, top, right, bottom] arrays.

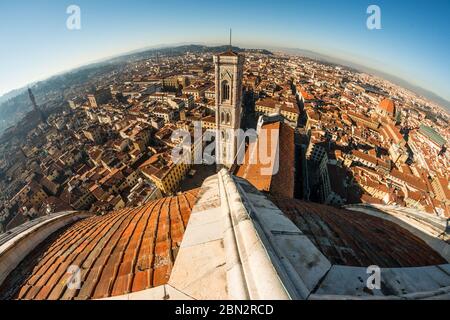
[[218, 50, 239, 57], [237, 122, 295, 198], [0, 189, 201, 300], [273, 198, 446, 268], [379, 98, 395, 115], [152, 265, 170, 287]]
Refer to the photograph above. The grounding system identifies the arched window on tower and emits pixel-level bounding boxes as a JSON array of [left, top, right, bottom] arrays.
[[222, 80, 230, 102], [225, 112, 231, 125]]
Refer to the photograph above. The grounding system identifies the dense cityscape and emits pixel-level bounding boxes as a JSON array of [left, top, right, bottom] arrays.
[[0, 46, 448, 234], [2, 0, 450, 309]]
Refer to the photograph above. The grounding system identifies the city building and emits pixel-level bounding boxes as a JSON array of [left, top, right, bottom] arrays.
[[378, 98, 396, 117], [236, 119, 295, 198], [214, 49, 245, 169], [87, 88, 113, 108], [0, 45, 449, 302], [255, 97, 300, 124], [139, 153, 190, 195]]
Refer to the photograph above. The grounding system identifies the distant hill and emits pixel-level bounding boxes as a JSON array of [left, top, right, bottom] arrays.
[[0, 62, 120, 134], [4, 42, 448, 135], [107, 44, 272, 63], [0, 45, 272, 135], [0, 87, 28, 105]]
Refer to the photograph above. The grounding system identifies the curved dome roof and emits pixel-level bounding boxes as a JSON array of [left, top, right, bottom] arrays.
[[273, 198, 447, 268], [379, 98, 395, 114], [1, 171, 449, 300], [0, 189, 200, 300]]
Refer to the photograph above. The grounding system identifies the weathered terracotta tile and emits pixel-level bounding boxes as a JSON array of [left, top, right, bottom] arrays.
[[118, 260, 133, 277], [111, 274, 132, 297], [16, 285, 31, 299], [93, 277, 112, 299], [131, 270, 151, 292], [47, 284, 66, 300], [4, 191, 200, 300], [152, 265, 169, 287]]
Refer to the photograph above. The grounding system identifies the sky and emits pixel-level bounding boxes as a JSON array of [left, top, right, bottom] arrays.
[[0, 0, 449, 101]]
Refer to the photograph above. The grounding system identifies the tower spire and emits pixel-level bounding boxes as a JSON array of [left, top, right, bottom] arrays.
[[28, 88, 38, 112], [214, 31, 244, 171], [28, 87, 45, 122]]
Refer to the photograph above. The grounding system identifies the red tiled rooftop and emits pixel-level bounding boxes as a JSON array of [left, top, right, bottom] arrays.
[[0, 189, 201, 300], [256, 98, 300, 115], [273, 198, 446, 268], [218, 50, 239, 57], [301, 90, 315, 101], [379, 98, 395, 115], [236, 122, 295, 198]]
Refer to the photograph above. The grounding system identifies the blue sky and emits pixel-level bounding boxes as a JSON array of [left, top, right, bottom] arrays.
[[0, 0, 449, 101]]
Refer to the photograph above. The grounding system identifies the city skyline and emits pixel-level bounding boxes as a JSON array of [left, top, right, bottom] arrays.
[[1, 0, 449, 103], [0, 0, 449, 306], [1, 46, 449, 301]]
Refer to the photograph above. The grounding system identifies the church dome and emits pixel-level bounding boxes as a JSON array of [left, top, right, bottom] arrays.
[[1, 171, 449, 300]]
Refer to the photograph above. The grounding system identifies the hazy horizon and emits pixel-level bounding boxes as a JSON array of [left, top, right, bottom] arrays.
[[1, 41, 450, 112], [1, 0, 449, 103]]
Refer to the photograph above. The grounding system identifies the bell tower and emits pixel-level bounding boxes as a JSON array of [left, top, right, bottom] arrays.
[[214, 42, 244, 169], [28, 88, 45, 122]]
